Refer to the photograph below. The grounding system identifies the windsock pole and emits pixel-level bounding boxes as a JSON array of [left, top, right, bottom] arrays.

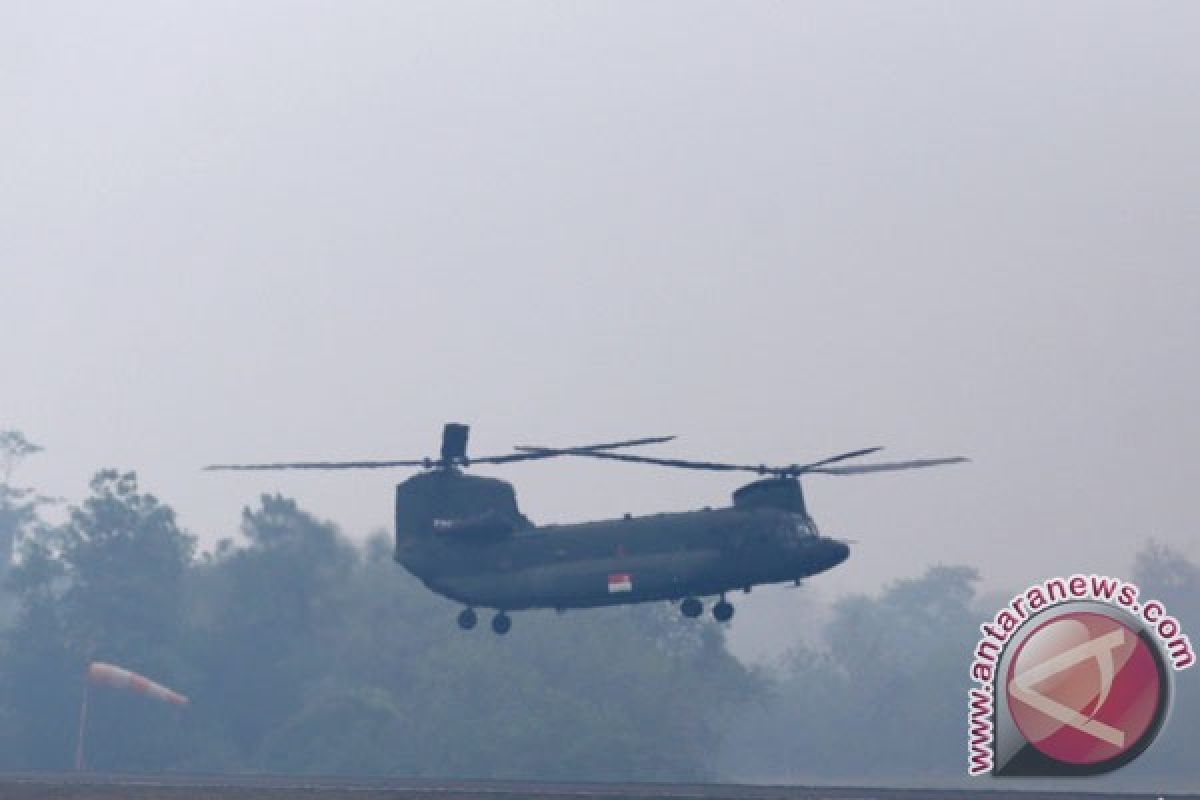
[[74, 681, 90, 771]]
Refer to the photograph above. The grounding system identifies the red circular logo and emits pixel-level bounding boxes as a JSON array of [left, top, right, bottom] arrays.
[[1006, 611, 1163, 766]]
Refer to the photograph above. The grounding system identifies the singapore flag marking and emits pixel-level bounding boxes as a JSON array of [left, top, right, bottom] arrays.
[[608, 573, 633, 593]]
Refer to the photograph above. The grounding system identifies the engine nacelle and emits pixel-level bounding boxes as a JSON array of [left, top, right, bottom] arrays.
[[396, 469, 527, 542], [732, 477, 808, 515]]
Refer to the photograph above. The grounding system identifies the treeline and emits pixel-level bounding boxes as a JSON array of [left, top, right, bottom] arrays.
[[0, 464, 753, 779], [0, 433, 1195, 786], [720, 550, 1199, 787]]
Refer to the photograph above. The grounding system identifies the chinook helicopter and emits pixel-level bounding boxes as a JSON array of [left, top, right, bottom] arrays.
[[206, 424, 966, 634]]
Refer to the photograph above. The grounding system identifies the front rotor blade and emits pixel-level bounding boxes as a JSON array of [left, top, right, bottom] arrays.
[[811, 457, 969, 475], [798, 446, 884, 470], [204, 459, 431, 471], [520, 443, 888, 474], [470, 451, 563, 465]]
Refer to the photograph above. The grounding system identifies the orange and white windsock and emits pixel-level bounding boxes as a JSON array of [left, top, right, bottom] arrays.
[[87, 662, 189, 707]]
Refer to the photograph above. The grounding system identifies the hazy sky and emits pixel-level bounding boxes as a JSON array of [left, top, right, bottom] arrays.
[[5, 3, 1199, 661]]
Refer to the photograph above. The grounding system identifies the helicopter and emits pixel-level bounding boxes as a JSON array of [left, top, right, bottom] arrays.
[[206, 423, 966, 634]]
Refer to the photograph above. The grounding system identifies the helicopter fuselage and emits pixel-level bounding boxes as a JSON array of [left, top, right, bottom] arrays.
[[392, 469, 850, 612], [208, 422, 962, 629]]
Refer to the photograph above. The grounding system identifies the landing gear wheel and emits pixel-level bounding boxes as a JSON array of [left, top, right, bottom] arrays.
[[457, 608, 477, 630], [680, 596, 703, 619], [491, 612, 512, 635], [713, 599, 734, 623]]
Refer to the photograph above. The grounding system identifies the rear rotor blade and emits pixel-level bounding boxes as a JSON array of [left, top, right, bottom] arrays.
[[514, 448, 767, 473], [479, 435, 676, 465], [205, 435, 676, 471], [514, 435, 676, 453], [204, 459, 430, 471]]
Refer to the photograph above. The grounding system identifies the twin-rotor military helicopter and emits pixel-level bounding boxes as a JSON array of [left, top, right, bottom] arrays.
[[207, 424, 966, 634]]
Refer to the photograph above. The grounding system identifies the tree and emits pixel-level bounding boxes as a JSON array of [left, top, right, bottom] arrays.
[[722, 565, 981, 782], [1126, 541, 1199, 783], [0, 476, 761, 780], [185, 494, 358, 763], [318, 555, 758, 781], [0, 431, 54, 587], [1, 470, 195, 770]]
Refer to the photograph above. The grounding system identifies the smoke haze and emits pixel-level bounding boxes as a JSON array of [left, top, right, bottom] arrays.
[[5, 3, 1199, 664]]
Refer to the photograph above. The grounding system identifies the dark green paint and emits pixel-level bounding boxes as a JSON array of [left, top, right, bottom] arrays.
[[393, 469, 850, 612], [206, 423, 965, 625]]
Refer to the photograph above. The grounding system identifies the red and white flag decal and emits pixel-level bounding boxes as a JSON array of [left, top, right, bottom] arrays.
[[608, 572, 633, 593]]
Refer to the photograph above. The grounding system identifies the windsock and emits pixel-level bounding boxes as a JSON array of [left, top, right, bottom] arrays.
[[87, 662, 188, 707]]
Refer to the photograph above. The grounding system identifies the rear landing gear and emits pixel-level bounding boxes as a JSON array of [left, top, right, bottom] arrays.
[[491, 611, 512, 635], [457, 608, 477, 630], [680, 596, 703, 618], [713, 597, 734, 623]]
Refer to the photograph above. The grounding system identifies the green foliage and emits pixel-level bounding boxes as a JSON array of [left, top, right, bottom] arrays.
[[1126, 542, 1199, 781], [189, 514, 756, 780], [1, 452, 1194, 786], [0, 430, 54, 592], [0, 431, 43, 484], [1, 469, 196, 770], [184, 494, 358, 756], [721, 565, 982, 781], [0, 473, 756, 779]]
